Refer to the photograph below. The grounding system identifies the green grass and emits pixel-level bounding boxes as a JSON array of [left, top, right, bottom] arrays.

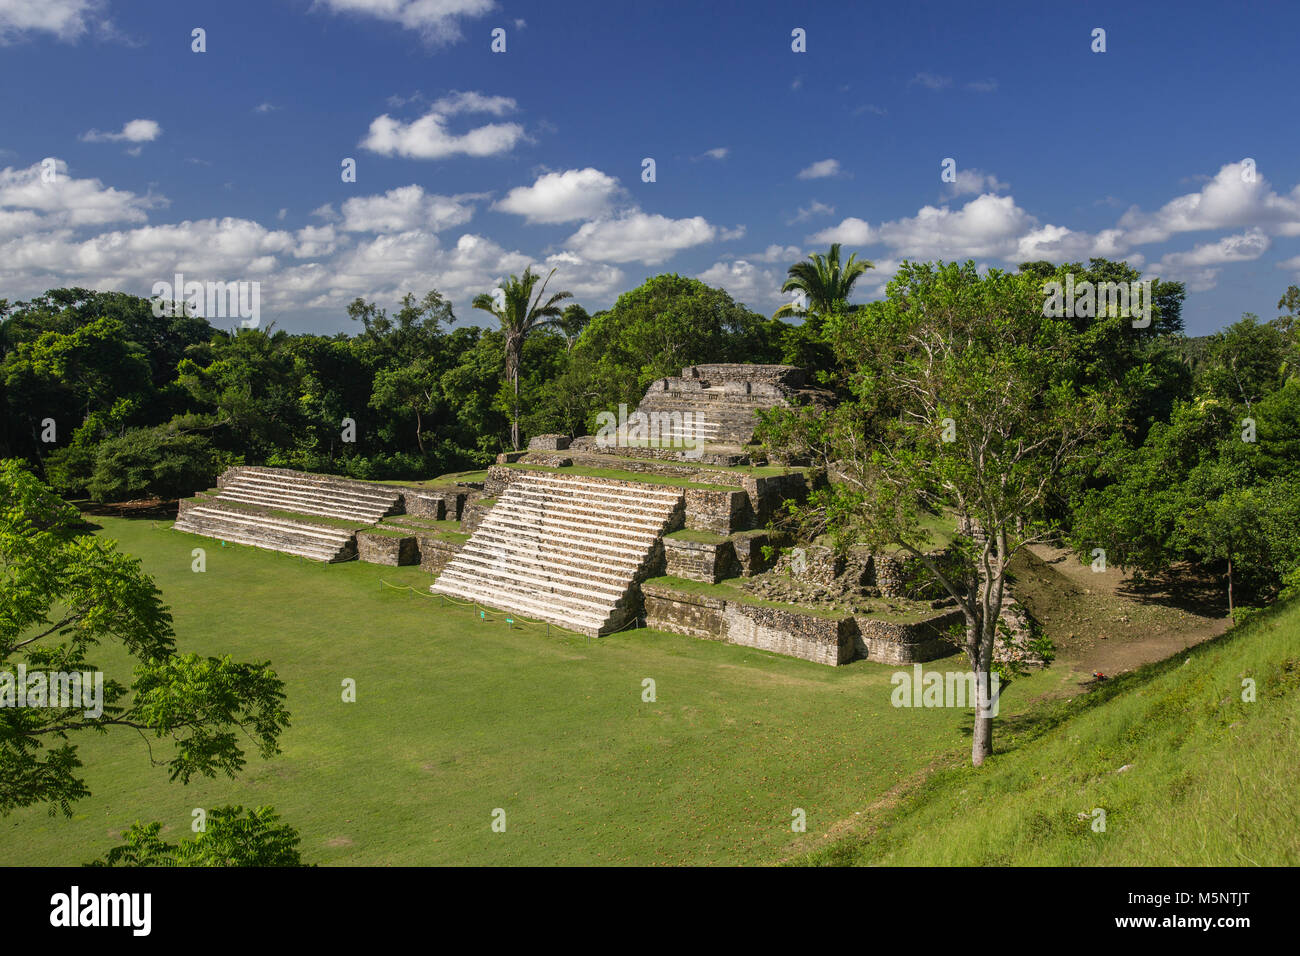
[[0, 515, 1070, 867], [505, 462, 739, 491], [663, 529, 730, 545], [796, 598, 1300, 866]]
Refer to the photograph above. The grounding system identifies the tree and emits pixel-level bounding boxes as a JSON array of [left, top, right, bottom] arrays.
[[0, 460, 289, 815], [773, 243, 873, 326], [557, 304, 590, 352], [472, 267, 571, 450], [770, 262, 1121, 765], [90, 805, 306, 867]]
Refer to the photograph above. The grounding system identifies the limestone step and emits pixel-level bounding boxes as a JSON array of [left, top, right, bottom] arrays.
[[220, 475, 397, 513], [506, 487, 677, 526], [469, 525, 648, 568], [214, 489, 383, 523], [454, 534, 640, 582], [477, 505, 663, 550], [434, 561, 620, 611], [509, 473, 683, 508], [231, 471, 399, 508], [173, 507, 353, 562], [430, 575, 607, 634], [441, 553, 628, 605], [459, 537, 642, 585]]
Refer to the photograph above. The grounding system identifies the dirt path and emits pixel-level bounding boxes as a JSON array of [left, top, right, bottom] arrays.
[[1013, 544, 1231, 681]]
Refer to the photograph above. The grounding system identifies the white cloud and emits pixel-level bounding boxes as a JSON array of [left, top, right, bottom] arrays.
[[360, 95, 524, 160], [339, 185, 477, 232], [719, 224, 746, 241], [697, 259, 780, 308], [0, 158, 162, 227], [80, 118, 162, 143], [807, 217, 873, 246], [945, 168, 1009, 198], [1117, 159, 1300, 244], [754, 244, 803, 264], [788, 200, 835, 224], [910, 72, 951, 90], [797, 159, 841, 180], [701, 147, 728, 160], [0, 0, 106, 43], [1153, 228, 1271, 270], [311, 0, 495, 45], [566, 211, 716, 265], [493, 168, 622, 224], [429, 90, 517, 116], [254, 102, 280, 114]]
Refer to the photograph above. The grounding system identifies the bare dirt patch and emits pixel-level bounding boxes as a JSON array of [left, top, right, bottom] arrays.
[[1012, 544, 1230, 683]]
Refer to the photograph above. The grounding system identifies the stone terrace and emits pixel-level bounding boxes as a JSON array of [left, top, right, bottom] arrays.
[[173, 466, 403, 562], [430, 469, 687, 636]]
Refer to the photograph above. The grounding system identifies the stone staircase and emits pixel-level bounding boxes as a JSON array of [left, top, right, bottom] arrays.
[[173, 466, 403, 562], [430, 471, 685, 635]]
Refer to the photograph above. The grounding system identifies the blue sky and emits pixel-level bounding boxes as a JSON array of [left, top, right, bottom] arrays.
[[1, 0, 1297, 335]]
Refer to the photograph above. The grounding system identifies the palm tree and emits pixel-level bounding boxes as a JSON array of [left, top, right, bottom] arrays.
[[773, 243, 873, 324], [473, 266, 572, 450]]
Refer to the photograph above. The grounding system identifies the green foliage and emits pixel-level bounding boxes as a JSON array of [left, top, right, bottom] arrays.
[[90, 805, 306, 866], [0, 460, 289, 816]]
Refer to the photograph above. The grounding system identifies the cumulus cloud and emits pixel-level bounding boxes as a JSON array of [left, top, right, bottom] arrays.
[[699, 147, 728, 160], [336, 185, 478, 233], [753, 244, 803, 264], [1117, 160, 1300, 244], [696, 259, 780, 308], [80, 118, 162, 143], [944, 168, 1009, 198], [807, 217, 873, 246], [361, 91, 524, 159], [797, 159, 841, 180], [0, 158, 162, 228], [311, 0, 495, 45], [566, 211, 716, 265], [0, 0, 108, 43], [493, 168, 622, 224], [788, 200, 835, 224]]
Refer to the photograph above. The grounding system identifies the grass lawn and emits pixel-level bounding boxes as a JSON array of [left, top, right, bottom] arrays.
[[796, 598, 1300, 866], [0, 515, 1062, 866]]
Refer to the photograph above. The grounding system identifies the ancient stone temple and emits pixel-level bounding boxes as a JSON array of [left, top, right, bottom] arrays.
[[174, 364, 1030, 667]]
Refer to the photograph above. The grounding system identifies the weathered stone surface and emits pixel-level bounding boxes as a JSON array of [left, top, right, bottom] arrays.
[[356, 531, 419, 566], [774, 544, 843, 584], [663, 536, 738, 583], [994, 595, 1045, 666], [723, 602, 856, 666], [643, 584, 727, 639], [853, 610, 963, 665], [527, 433, 571, 451], [684, 487, 751, 534], [418, 535, 462, 574], [729, 530, 789, 576], [401, 488, 468, 521]]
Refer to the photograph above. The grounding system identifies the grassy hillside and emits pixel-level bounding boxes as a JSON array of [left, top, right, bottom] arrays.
[[797, 599, 1300, 866]]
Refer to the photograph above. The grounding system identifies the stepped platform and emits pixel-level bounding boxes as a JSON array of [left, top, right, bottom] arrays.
[[430, 469, 687, 636], [173, 466, 403, 562]]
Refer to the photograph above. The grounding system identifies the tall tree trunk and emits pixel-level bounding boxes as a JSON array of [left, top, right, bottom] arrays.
[[1227, 557, 1234, 617], [511, 364, 520, 451], [970, 606, 995, 766]]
